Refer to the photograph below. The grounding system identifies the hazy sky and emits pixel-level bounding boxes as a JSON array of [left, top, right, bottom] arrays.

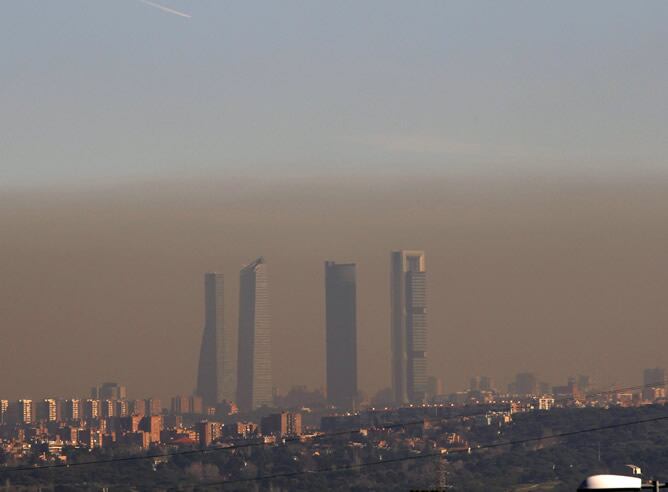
[[2, 0, 667, 186], [1, 2, 667, 400]]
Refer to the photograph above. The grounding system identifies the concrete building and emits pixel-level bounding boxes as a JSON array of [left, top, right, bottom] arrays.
[[0, 400, 8, 425], [130, 399, 146, 417], [237, 258, 273, 411], [643, 367, 666, 401], [196, 273, 236, 408], [426, 376, 443, 399], [146, 398, 162, 416], [479, 376, 494, 392], [140, 415, 163, 443], [190, 395, 203, 415], [98, 382, 127, 401], [325, 261, 358, 410], [171, 395, 191, 415], [261, 412, 302, 437], [539, 396, 555, 411], [37, 399, 59, 422], [514, 372, 538, 396], [390, 250, 428, 404], [115, 399, 129, 418], [18, 399, 34, 424], [83, 399, 100, 419], [63, 399, 80, 421]]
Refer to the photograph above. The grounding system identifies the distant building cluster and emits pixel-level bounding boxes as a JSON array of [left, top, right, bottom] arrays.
[[196, 258, 272, 414], [4, 249, 667, 471], [1, 366, 666, 468], [0, 381, 305, 462]]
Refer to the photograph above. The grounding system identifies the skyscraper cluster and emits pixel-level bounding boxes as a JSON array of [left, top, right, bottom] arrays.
[[196, 251, 428, 412], [196, 258, 271, 413]]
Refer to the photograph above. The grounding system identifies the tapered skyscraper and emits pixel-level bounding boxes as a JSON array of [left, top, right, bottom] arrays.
[[196, 273, 236, 408], [390, 250, 427, 405], [237, 257, 273, 411], [325, 261, 358, 410]]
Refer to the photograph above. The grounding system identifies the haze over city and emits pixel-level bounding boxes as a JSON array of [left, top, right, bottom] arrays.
[[4, 2, 668, 490], [2, 1, 668, 400]]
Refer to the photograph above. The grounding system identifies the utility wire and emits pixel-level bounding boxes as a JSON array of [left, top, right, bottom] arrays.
[[198, 413, 668, 488], [0, 381, 663, 475]]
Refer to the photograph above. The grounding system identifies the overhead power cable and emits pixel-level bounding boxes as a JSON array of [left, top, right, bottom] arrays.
[[199, 413, 668, 488]]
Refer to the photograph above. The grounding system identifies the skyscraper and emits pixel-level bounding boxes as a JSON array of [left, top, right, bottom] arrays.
[[642, 367, 666, 400], [196, 273, 235, 408], [643, 367, 666, 387], [390, 250, 427, 404], [237, 257, 273, 412], [325, 261, 358, 409], [98, 382, 127, 401], [514, 372, 538, 396]]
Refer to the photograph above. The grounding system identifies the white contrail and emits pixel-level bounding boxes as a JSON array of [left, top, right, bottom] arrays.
[[138, 0, 191, 18]]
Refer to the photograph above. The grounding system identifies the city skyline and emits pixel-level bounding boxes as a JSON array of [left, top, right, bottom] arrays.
[[2, 186, 668, 402], [1, 0, 667, 404], [2, 1, 667, 488]]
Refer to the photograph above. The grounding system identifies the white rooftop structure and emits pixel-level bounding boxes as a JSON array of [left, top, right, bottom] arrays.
[[578, 474, 642, 490]]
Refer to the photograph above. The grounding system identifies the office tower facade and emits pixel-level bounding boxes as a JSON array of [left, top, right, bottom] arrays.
[[324, 261, 358, 409], [237, 257, 273, 411], [196, 273, 236, 408], [390, 250, 428, 404]]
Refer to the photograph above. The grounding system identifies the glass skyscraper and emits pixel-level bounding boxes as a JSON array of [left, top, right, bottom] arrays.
[[196, 273, 236, 408], [390, 250, 428, 404], [237, 257, 273, 412], [325, 261, 358, 410]]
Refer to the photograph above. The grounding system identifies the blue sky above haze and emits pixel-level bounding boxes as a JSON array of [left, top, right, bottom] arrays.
[[2, 0, 667, 186]]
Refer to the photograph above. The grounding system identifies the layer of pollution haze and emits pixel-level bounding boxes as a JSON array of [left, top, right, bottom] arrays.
[[1, 174, 667, 400]]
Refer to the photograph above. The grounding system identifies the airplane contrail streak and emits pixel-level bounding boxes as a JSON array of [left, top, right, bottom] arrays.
[[138, 0, 191, 18]]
